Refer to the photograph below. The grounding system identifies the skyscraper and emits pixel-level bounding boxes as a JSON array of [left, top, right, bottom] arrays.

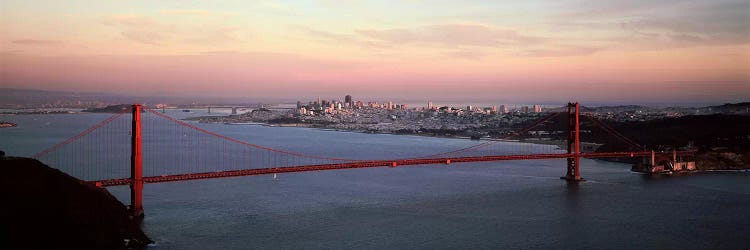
[[345, 95, 352, 108], [499, 105, 508, 113], [428, 101, 433, 109]]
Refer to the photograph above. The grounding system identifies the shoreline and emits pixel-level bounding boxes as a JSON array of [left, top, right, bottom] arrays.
[[200, 120, 535, 144], [195, 119, 750, 172], [632, 169, 750, 176]]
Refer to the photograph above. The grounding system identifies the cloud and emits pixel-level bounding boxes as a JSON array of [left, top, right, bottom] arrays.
[[103, 15, 164, 27], [554, 0, 750, 49], [301, 27, 352, 42], [184, 26, 243, 45], [12, 39, 63, 46], [120, 30, 164, 45], [517, 46, 599, 57], [103, 15, 176, 45], [299, 26, 394, 50], [356, 23, 543, 48], [443, 50, 488, 60], [101, 14, 249, 46], [160, 9, 214, 16]]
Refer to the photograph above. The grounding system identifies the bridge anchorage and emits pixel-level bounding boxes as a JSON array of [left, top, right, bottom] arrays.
[[32, 102, 696, 218]]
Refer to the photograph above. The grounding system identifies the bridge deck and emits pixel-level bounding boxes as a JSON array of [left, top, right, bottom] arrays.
[[95, 151, 693, 186]]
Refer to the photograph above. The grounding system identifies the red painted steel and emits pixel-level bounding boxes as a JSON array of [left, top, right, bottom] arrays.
[[585, 115, 643, 151], [130, 104, 144, 218], [94, 151, 695, 187], [410, 112, 562, 159], [565, 102, 583, 181], [32, 110, 128, 159], [144, 108, 356, 162], [29, 102, 699, 218]]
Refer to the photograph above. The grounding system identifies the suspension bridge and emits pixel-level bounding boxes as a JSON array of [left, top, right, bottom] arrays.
[[32, 103, 694, 217]]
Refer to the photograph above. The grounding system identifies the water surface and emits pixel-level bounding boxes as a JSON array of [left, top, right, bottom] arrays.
[[1, 112, 748, 249]]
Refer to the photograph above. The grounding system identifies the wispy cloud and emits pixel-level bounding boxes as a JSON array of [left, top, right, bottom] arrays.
[[356, 23, 543, 48], [443, 50, 488, 60], [119, 30, 164, 45], [102, 14, 249, 46], [102, 15, 176, 45], [518, 46, 599, 57], [299, 26, 394, 50], [552, 0, 750, 49], [12, 39, 63, 46], [161, 9, 219, 16]]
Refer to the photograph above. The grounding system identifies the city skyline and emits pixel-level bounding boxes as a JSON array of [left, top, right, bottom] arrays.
[[1, 0, 748, 105]]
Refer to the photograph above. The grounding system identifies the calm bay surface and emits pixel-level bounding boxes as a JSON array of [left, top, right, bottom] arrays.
[[1, 111, 749, 249]]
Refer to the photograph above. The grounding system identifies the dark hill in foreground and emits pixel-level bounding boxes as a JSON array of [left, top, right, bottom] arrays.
[[0, 156, 152, 249]]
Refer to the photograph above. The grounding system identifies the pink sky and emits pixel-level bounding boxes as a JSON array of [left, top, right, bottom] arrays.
[[1, 0, 748, 104]]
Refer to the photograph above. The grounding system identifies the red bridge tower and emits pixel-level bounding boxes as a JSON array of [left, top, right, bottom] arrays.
[[130, 104, 144, 218], [563, 102, 584, 181]]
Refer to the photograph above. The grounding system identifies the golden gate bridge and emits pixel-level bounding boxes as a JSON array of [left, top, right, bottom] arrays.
[[32, 103, 694, 218]]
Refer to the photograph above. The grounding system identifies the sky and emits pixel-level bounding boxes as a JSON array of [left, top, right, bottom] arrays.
[[1, 0, 749, 105]]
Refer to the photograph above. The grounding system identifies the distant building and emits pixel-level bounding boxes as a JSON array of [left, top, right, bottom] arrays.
[[428, 101, 433, 109], [534, 105, 542, 113], [522, 106, 530, 113], [345, 95, 352, 108], [499, 105, 508, 113]]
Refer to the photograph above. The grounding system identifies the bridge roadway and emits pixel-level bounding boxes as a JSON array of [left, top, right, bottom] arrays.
[[95, 151, 694, 187]]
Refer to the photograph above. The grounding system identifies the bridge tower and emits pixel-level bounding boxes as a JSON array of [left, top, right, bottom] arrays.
[[130, 104, 144, 218], [563, 102, 584, 181]]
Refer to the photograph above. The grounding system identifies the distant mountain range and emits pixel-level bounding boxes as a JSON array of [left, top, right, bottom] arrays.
[[1, 88, 748, 112], [0, 88, 263, 108]]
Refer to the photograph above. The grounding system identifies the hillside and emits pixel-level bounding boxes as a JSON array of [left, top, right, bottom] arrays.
[[0, 156, 152, 249]]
